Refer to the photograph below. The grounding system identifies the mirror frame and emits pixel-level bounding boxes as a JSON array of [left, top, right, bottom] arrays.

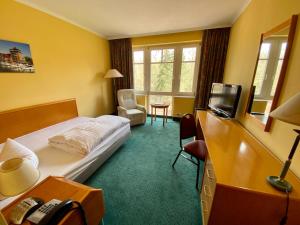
[[245, 15, 298, 132]]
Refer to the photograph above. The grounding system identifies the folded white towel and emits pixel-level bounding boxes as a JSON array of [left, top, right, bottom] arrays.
[[49, 115, 130, 156]]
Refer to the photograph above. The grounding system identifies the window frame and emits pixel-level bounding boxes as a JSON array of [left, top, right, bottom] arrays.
[[254, 38, 287, 100], [132, 48, 146, 94], [132, 43, 200, 97]]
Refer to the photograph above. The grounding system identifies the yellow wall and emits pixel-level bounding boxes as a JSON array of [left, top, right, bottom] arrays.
[[0, 0, 112, 116], [132, 31, 202, 47], [136, 95, 147, 107], [224, 0, 300, 177], [173, 97, 195, 117], [251, 100, 268, 113]]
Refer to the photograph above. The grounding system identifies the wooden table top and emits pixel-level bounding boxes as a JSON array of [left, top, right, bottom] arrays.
[[197, 110, 300, 198], [150, 103, 169, 108], [2, 176, 104, 225]]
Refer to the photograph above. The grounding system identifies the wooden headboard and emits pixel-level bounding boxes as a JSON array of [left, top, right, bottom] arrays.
[[0, 99, 78, 143]]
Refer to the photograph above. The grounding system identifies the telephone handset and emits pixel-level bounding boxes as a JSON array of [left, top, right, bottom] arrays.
[[27, 199, 73, 225], [9, 197, 44, 224], [8, 197, 86, 225]]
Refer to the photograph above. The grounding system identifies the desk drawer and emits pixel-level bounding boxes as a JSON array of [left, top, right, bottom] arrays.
[[200, 159, 216, 225]]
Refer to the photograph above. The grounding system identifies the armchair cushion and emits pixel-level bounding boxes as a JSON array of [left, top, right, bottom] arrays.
[[127, 109, 144, 115]]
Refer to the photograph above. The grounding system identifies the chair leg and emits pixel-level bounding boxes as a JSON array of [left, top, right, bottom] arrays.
[[196, 159, 200, 190], [172, 150, 182, 168]]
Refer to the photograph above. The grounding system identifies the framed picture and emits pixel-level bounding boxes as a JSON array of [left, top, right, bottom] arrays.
[[0, 39, 35, 73]]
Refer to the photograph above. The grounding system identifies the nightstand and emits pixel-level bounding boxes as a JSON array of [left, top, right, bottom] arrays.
[[1, 176, 104, 225]]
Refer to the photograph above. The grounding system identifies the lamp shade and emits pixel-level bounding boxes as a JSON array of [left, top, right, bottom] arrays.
[[0, 158, 39, 196], [104, 69, 123, 78], [270, 92, 300, 126]]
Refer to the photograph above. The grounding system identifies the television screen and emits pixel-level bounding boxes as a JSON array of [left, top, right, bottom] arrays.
[[208, 83, 242, 118]]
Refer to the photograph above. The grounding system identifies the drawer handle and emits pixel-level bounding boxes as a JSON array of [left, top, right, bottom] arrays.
[[204, 185, 211, 197], [206, 169, 214, 179], [201, 200, 208, 212]]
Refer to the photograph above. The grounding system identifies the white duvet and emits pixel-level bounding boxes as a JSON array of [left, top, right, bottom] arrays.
[[49, 115, 129, 156]]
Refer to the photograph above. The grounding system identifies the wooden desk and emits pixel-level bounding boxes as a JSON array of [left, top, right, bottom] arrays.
[[150, 104, 169, 127], [1, 176, 104, 225], [197, 111, 300, 225]]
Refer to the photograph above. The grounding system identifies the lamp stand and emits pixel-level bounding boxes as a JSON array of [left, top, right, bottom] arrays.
[[267, 129, 300, 192]]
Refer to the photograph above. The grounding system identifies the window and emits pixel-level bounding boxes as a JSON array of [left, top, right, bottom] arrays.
[[133, 44, 200, 115], [270, 42, 287, 96], [150, 48, 174, 92], [253, 38, 287, 100], [133, 50, 144, 91], [180, 47, 197, 92], [253, 43, 271, 95]]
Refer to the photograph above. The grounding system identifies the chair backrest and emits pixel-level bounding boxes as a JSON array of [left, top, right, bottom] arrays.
[[117, 89, 137, 110], [180, 113, 197, 147]]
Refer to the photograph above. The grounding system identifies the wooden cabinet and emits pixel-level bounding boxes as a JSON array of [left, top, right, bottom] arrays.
[[1, 176, 104, 225], [200, 157, 216, 225], [197, 111, 300, 225]]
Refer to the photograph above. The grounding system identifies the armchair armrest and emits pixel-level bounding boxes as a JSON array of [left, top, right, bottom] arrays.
[[117, 106, 128, 117], [136, 104, 146, 113]]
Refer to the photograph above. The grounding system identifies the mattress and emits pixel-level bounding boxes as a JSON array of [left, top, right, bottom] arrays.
[[0, 116, 131, 209]]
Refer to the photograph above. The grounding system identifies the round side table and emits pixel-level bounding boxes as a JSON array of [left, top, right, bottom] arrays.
[[150, 103, 169, 127]]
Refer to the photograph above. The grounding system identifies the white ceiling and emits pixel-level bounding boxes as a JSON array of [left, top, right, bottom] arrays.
[[16, 0, 251, 39]]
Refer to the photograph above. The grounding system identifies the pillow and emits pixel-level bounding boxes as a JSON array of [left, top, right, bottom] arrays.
[[0, 138, 39, 168]]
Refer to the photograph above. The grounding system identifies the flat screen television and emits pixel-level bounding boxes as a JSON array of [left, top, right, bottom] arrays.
[[208, 83, 242, 118]]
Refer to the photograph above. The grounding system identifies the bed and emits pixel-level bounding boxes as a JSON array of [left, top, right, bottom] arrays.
[[0, 99, 131, 208]]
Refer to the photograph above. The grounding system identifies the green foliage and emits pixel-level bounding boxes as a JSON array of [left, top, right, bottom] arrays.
[[24, 56, 33, 65]]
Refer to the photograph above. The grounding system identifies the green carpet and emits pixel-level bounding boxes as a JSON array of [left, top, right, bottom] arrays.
[[85, 117, 203, 225]]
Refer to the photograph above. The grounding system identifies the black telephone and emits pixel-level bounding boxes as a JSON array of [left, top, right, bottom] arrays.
[[9, 198, 84, 225], [27, 199, 73, 225], [9, 197, 44, 224]]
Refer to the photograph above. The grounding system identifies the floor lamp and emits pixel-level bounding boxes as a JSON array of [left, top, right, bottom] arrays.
[[104, 69, 124, 113], [267, 92, 300, 192]]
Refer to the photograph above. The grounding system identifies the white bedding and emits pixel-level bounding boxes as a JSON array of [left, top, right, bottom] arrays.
[[0, 116, 131, 209], [49, 115, 129, 156]]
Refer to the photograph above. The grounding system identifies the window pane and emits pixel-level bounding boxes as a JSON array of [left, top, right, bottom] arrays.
[[180, 62, 195, 92], [150, 63, 173, 92], [182, 47, 196, 61], [279, 42, 287, 59], [270, 59, 283, 96], [259, 43, 271, 59], [162, 49, 174, 62], [133, 51, 144, 63], [253, 59, 268, 95], [151, 50, 162, 62], [149, 95, 172, 116], [134, 64, 144, 91]]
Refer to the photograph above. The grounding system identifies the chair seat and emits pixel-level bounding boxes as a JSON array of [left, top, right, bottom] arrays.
[[183, 140, 206, 160], [127, 109, 144, 115]]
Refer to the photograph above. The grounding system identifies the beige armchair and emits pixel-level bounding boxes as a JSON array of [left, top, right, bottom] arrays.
[[117, 89, 146, 126]]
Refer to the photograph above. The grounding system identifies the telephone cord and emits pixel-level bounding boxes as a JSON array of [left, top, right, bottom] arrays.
[[280, 189, 290, 225], [72, 201, 88, 225]]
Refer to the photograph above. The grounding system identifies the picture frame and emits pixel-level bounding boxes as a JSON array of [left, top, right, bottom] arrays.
[[0, 39, 35, 73]]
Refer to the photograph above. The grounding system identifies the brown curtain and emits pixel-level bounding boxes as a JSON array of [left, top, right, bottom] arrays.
[[194, 27, 231, 109], [109, 38, 133, 110]]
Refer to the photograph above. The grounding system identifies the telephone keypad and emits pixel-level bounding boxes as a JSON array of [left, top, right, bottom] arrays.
[[27, 199, 62, 224]]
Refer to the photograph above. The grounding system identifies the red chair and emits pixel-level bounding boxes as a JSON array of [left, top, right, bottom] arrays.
[[172, 113, 207, 190]]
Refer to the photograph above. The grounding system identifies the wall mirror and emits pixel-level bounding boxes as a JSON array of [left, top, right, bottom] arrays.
[[246, 15, 298, 132]]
